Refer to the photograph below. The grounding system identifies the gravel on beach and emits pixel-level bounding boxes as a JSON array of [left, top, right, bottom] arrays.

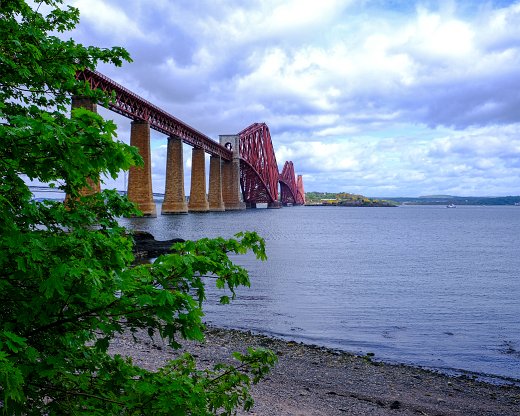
[[109, 326, 520, 416]]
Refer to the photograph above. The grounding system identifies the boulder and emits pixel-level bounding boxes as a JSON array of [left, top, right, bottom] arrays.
[[132, 231, 185, 259]]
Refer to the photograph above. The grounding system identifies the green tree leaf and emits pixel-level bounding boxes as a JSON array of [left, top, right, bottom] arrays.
[[0, 1, 274, 414]]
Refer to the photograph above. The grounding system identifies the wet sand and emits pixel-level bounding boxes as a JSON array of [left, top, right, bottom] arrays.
[[110, 327, 520, 415]]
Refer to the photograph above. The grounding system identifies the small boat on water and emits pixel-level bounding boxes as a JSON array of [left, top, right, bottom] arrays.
[[446, 203, 456, 208]]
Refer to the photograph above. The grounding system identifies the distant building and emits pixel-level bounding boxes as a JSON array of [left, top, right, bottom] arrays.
[[320, 199, 338, 205]]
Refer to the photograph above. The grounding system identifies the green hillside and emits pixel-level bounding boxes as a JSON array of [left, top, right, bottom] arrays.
[[305, 192, 397, 207]]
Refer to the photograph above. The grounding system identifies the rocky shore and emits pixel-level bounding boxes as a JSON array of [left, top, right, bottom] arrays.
[[110, 326, 520, 415]]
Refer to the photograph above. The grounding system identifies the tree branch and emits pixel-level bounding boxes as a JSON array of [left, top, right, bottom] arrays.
[[43, 384, 125, 406]]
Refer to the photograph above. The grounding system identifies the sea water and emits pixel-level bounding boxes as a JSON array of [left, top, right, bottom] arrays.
[[121, 205, 520, 384]]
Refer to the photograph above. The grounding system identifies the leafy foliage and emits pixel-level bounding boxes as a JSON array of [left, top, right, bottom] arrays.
[[0, 1, 275, 414]]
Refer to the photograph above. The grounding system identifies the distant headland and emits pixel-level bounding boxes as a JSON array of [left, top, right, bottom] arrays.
[[305, 192, 397, 207], [305, 192, 520, 206], [384, 195, 520, 206]]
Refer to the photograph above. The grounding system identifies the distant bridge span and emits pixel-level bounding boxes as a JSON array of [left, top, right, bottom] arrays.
[[76, 69, 305, 215]]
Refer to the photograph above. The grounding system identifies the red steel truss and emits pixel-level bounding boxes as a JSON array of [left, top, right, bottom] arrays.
[[76, 69, 232, 160], [238, 123, 306, 206], [238, 123, 280, 204], [279, 161, 297, 205], [296, 174, 305, 205], [78, 69, 305, 206]]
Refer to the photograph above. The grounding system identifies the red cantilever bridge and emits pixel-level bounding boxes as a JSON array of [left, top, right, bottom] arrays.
[[76, 69, 305, 216]]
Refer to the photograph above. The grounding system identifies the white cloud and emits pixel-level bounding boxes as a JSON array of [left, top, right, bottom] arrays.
[[72, 0, 149, 41], [411, 7, 475, 59], [68, 0, 520, 196]]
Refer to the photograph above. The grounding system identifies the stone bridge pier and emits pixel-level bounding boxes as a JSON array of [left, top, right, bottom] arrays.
[[127, 120, 157, 217], [162, 135, 188, 214], [70, 97, 247, 216], [68, 96, 101, 198], [124, 126, 245, 215], [219, 134, 246, 211]]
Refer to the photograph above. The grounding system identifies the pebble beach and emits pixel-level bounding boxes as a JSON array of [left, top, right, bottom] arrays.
[[110, 326, 520, 415]]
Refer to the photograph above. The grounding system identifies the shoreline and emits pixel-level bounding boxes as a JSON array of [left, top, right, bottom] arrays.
[[212, 325, 520, 388], [110, 326, 520, 415]]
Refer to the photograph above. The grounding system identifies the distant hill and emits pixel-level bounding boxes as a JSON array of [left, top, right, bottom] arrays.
[[381, 195, 520, 206], [305, 192, 397, 207]]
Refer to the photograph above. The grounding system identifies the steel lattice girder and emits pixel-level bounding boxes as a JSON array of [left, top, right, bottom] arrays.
[[280, 161, 297, 205], [296, 175, 305, 205], [238, 123, 279, 204], [239, 161, 272, 203], [76, 69, 232, 160]]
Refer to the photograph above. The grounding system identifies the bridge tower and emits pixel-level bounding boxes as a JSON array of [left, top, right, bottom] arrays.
[[188, 147, 209, 212], [68, 96, 101, 197], [219, 135, 246, 210], [296, 174, 306, 205], [238, 123, 281, 209], [127, 120, 157, 217], [208, 155, 225, 211], [162, 135, 188, 214], [280, 161, 297, 206]]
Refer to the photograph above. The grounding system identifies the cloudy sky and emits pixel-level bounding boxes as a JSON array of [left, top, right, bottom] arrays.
[[67, 0, 520, 197]]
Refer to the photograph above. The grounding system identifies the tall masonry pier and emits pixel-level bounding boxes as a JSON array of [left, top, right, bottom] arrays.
[[188, 147, 210, 212], [208, 155, 225, 211], [126, 131, 246, 215], [70, 96, 101, 196], [162, 135, 188, 214], [219, 135, 246, 210], [127, 121, 157, 217]]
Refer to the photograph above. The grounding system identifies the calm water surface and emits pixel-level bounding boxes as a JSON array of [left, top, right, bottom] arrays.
[[121, 205, 520, 383]]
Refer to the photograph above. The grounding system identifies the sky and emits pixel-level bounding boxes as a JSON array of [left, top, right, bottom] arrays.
[[64, 0, 520, 197]]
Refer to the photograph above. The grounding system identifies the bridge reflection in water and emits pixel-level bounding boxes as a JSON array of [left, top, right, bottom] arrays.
[[74, 69, 305, 216]]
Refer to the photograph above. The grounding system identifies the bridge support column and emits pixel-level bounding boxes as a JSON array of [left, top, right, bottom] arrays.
[[162, 135, 188, 214], [219, 135, 246, 210], [208, 155, 225, 211], [127, 120, 157, 217], [68, 96, 100, 197], [188, 147, 209, 212]]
